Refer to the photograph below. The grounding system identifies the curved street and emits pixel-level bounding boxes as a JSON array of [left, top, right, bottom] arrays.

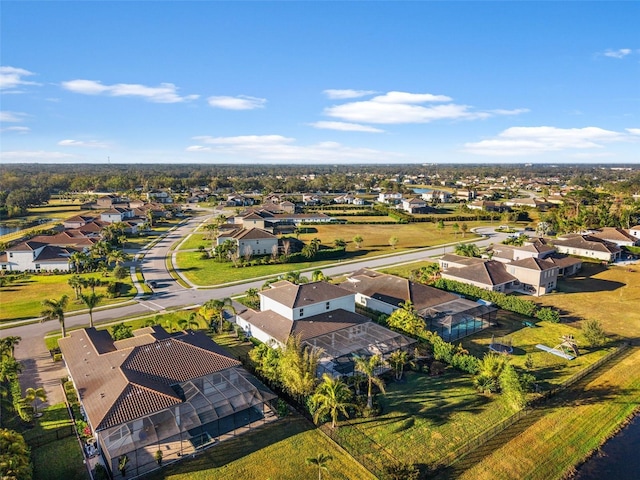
[[4, 219, 508, 405]]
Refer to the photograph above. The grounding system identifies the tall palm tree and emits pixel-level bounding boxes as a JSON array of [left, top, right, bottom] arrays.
[[282, 271, 309, 284], [279, 335, 320, 400], [107, 249, 130, 267], [41, 295, 69, 337], [201, 297, 236, 333], [83, 277, 102, 294], [310, 374, 353, 428], [353, 354, 386, 409], [306, 453, 333, 480], [24, 387, 47, 417], [177, 312, 200, 331], [79, 292, 103, 328], [311, 270, 329, 282]]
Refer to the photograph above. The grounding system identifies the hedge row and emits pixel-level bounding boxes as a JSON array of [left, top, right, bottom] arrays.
[[432, 278, 538, 317]]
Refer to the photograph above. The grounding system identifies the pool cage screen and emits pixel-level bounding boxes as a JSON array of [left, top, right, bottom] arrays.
[[98, 367, 278, 479], [420, 299, 497, 342]]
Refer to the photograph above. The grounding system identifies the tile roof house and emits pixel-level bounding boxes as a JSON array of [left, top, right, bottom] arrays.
[[629, 225, 640, 241], [59, 326, 277, 479], [401, 197, 428, 213], [0, 240, 78, 272], [441, 260, 518, 293], [551, 234, 622, 262], [588, 227, 639, 247], [236, 281, 415, 377], [339, 269, 497, 342], [216, 227, 279, 257]]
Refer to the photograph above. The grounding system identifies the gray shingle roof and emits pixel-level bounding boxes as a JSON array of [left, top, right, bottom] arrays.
[[260, 281, 353, 308]]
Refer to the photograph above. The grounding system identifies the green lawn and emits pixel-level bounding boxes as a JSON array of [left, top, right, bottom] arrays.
[[177, 233, 211, 251], [19, 403, 88, 480], [0, 272, 135, 322], [144, 415, 375, 480], [329, 370, 514, 475]]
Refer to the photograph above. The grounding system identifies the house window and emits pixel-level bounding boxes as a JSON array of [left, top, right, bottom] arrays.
[[1, 265, 6, 270], [256, 240, 259, 244], [299, 308, 304, 317], [8, 253, 13, 258], [326, 302, 330, 310], [35, 264, 41, 270]]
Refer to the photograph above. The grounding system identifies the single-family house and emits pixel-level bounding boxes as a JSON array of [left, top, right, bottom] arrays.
[[63, 215, 96, 229], [377, 192, 403, 204], [588, 227, 639, 247], [235, 281, 415, 377], [216, 228, 278, 257], [629, 225, 640, 241], [101, 208, 133, 224], [421, 190, 452, 203], [58, 327, 277, 479], [340, 269, 497, 341], [401, 197, 427, 213], [552, 234, 622, 262], [441, 260, 517, 293], [504, 257, 559, 296], [0, 241, 77, 272]]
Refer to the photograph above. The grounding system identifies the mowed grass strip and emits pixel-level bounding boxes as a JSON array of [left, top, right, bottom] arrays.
[[0, 273, 135, 322], [146, 415, 375, 480], [458, 345, 640, 480], [176, 232, 210, 251]]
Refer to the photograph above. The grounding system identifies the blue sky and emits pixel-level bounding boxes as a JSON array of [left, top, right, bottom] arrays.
[[1, 1, 638, 164]]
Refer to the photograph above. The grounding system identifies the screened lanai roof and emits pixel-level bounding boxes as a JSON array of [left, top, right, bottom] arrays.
[[419, 298, 497, 328], [304, 321, 416, 359], [101, 367, 277, 458]]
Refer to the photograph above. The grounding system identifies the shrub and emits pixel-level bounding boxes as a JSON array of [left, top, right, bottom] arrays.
[[536, 307, 561, 323], [52, 353, 63, 362], [430, 361, 446, 375], [582, 319, 607, 347]]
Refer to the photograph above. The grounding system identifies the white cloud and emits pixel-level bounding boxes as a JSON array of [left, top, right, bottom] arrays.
[[323, 89, 378, 99], [369, 91, 452, 104], [626, 128, 640, 136], [324, 90, 525, 125], [1, 150, 75, 161], [308, 121, 384, 133], [463, 126, 631, 156], [58, 139, 108, 148], [61, 79, 199, 103], [207, 95, 266, 110], [0, 66, 40, 91], [0, 111, 29, 123], [1, 126, 30, 134], [187, 134, 401, 163], [603, 48, 632, 59], [488, 108, 531, 116]]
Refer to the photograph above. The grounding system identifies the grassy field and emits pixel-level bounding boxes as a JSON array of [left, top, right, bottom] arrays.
[[331, 369, 515, 474], [177, 232, 210, 251], [0, 272, 135, 322], [143, 415, 375, 480], [457, 345, 640, 480], [532, 263, 640, 339], [175, 222, 483, 286]]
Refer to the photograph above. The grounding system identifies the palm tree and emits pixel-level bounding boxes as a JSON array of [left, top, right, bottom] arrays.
[[387, 350, 414, 381], [107, 249, 130, 267], [67, 274, 84, 300], [41, 295, 69, 337], [0, 356, 22, 383], [69, 251, 89, 273], [454, 243, 480, 257], [177, 312, 200, 331], [79, 292, 103, 328], [83, 277, 102, 294], [306, 453, 333, 480], [0, 336, 21, 359], [201, 297, 236, 333], [311, 270, 329, 282], [279, 335, 320, 399], [310, 374, 353, 428], [24, 387, 47, 417], [353, 354, 386, 409], [282, 271, 309, 284]]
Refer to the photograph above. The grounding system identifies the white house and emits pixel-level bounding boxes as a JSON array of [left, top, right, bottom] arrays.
[[401, 197, 427, 213], [377, 192, 403, 204], [217, 228, 278, 257], [0, 241, 76, 272], [552, 234, 622, 262], [100, 207, 133, 224], [630, 225, 640, 240], [421, 190, 452, 203]]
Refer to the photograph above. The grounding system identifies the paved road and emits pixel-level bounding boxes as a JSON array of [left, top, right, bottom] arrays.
[[5, 220, 507, 404]]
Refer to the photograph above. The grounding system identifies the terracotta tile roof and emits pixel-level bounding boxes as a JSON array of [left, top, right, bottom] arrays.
[[6, 240, 47, 252], [440, 254, 486, 267], [340, 269, 459, 310], [260, 281, 353, 308], [59, 327, 241, 432]]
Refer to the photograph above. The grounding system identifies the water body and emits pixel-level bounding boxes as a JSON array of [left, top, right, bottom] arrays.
[[0, 224, 23, 236], [0, 219, 57, 237], [412, 188, 432, 194], [574, 414, 640, 479]]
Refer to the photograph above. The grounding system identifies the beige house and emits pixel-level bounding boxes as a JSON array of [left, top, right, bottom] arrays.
[[552, 234, 621, 262], [505, 257, 559, 296]]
